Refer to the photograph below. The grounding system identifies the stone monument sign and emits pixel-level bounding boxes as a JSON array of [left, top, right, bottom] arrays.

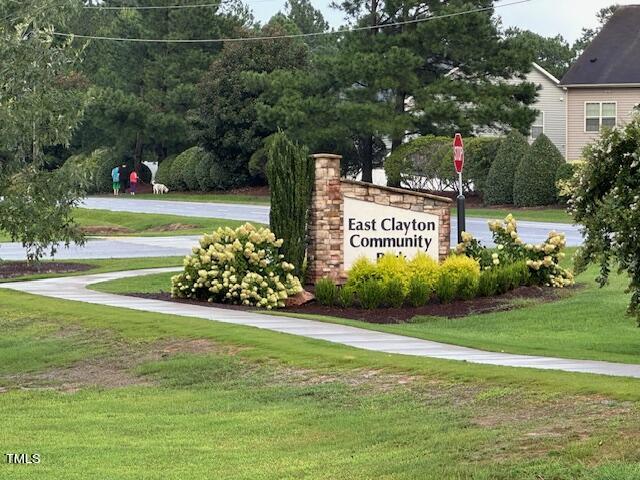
[[308, 153, 452, 284]]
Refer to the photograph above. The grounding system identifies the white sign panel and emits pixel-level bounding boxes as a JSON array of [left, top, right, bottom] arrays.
[[343, 197, 440, 270]]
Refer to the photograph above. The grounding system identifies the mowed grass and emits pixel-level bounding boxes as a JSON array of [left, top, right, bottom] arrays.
[[91, 250, 640, 365], [117, 191, 271, 205], [90, 268, 179, 294], [1, 287, 640, 478], [453, 206, 572, 224], [0, 209, 251, 242]]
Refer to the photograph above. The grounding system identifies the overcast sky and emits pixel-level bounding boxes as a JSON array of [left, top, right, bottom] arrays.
[[251, 0, 636, 43]]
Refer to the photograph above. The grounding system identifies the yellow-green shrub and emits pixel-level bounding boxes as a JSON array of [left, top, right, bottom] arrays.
[[345, 257, 383, 290], [408, 253, 440, 293], [438, 255, 480, 300], [377, 253, 411, 292]]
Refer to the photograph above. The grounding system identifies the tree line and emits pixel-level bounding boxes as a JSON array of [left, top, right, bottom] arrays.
[[7, 1, 618, 187]]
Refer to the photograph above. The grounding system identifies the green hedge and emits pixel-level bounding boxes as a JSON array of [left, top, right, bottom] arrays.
[[62, 149, 152, 194], [384, 135, 502, 195], [513, 134, 564, 207], [484, 131, 529, 205]]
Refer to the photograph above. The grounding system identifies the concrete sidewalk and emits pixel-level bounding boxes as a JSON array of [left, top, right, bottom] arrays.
[[2, 267, 639, 379]]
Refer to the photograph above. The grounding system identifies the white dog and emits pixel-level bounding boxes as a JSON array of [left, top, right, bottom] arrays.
[[152, 181, 169, 195]]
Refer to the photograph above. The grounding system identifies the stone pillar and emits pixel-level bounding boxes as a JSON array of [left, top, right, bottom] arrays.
[[307, 153, 345, 284]]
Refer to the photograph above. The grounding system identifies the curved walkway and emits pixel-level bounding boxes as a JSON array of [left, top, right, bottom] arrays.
[[2, 268, 640, 379]]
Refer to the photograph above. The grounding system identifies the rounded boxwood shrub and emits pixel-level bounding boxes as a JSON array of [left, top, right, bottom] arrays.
[[155, 156, 175, 186], [167, 151, 191, 190], [484, 131, 529, 205], [171, 223, 303, 309], [92, 148, 122, 193], [513, 134, 564, 207], [182, 147, 206, 191]]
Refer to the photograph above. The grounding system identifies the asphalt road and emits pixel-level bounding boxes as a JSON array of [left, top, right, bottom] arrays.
[[0, 197, 582, 260]]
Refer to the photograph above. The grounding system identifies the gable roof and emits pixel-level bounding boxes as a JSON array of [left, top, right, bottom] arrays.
[[560, 5, 640, 86], [532, 62, 561, 86]]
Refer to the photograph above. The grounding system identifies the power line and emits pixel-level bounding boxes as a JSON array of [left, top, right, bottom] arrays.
[[54, 0, 532, 44], [84, 2, 223, 10]]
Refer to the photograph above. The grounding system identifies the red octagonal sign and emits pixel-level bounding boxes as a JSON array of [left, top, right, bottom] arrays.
[[453, 133, 464, 174]]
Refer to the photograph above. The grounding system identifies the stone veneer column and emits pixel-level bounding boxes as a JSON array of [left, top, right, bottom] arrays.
[[307, 153, 345, 284]]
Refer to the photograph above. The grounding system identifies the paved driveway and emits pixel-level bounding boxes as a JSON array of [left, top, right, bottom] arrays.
[[0, 197, 582, 260]]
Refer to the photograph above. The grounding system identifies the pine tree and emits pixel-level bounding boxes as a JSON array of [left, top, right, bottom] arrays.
[[513, 134, 563, 207], [266, 132, 314, 277]]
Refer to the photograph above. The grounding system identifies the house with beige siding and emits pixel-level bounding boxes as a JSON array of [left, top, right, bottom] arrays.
[[560, 5, 640, 161]]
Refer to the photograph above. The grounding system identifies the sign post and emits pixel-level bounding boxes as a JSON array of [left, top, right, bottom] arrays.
[[453, 133, 465, 244]]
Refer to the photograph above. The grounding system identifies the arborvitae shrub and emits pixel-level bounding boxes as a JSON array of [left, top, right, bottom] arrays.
[[513, 134, 564, 206], [266, 131, 314, 278], [484, 131, 529, 205]]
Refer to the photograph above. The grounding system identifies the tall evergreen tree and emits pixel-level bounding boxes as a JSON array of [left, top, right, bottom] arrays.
[[258, 0, 537, 184], [191, 22, 309, 188], [70, 0, 251, 166]]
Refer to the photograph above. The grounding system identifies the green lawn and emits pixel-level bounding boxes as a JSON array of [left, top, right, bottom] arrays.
[[454, 206, 572, 224], [91, 255, 640, 366], [0, 283, 640, 478], [0, 209, 251, 242], [107, 191, 271, 205]]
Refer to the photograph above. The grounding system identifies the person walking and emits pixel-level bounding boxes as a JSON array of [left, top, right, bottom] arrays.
[[119, 164, 129, 193], [129, 170, 139, 195], [111, 165, 120, 196]]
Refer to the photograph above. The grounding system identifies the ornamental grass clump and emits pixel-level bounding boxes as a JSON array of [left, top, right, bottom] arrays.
[[171, 223, 303, 309], [455, 214, 574, 288]]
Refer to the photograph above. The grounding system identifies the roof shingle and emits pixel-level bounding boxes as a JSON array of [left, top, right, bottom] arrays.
[[560, 5, 640, 86]]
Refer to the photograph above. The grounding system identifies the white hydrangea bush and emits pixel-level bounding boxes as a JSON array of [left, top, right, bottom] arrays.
[[456, 214, 574, 288], [171, 223, 303, 309]]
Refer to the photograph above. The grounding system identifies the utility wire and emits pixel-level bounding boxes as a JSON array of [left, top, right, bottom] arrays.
[[53, 0, 532, 43], [83, 2, 226, 9]]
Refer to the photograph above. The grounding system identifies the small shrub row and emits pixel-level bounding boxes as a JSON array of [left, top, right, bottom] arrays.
[[155, 146, 238, 192], [61, 148, 151, 194], [485, 132, 566, 207], [315, 252, 507, 309]]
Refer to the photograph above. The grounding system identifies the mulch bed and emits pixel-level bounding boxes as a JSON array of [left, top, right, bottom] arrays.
[[0, 262, 93, 279], [128, 285, 565, 324]]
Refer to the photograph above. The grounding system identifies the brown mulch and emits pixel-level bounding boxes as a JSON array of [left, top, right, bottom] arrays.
[[0, 261, 93, 279], [128, 286, 565, 324]]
